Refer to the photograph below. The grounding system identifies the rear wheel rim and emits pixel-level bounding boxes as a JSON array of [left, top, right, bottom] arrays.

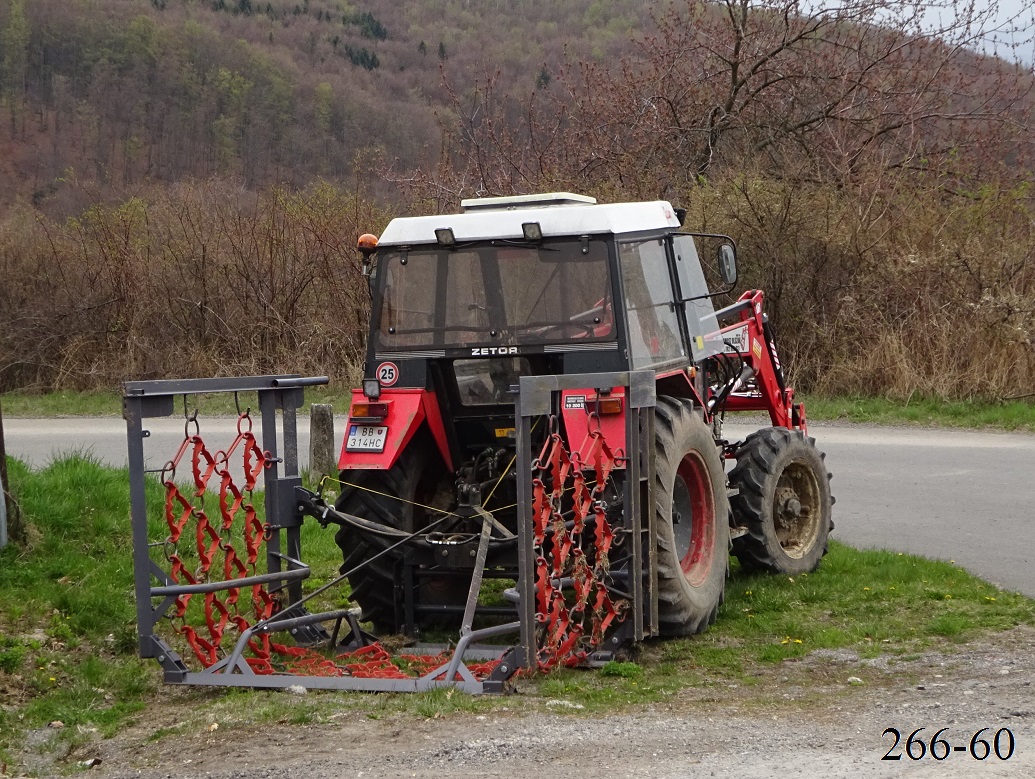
[[773, 459, 821, 559], [673, 452, 716, 587]]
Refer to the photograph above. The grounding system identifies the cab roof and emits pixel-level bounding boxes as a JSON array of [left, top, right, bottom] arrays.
[[377, 193, 682, 247]]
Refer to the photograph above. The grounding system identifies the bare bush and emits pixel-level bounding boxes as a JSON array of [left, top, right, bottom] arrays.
[[0, 181, 388, 391], [383, 0, 1035, 401], [688, 175, 1035, 399]]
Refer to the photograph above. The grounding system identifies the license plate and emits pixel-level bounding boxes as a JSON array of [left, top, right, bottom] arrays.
[[345, 424, 388, 452]]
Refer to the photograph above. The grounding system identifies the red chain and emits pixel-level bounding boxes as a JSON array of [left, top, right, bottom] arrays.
[[159, 415, 500, 681], [531, 420, 628, 670], [161, 413, 275, 670]]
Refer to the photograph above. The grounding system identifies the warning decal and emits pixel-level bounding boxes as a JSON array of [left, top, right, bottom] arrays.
[[564, 394, 587, 410], [722, 324, 750, 354]]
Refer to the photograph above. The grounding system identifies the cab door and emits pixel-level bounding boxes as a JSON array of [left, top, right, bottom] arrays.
[[671, 235, 724, 361], [616, 237, 687, 369]]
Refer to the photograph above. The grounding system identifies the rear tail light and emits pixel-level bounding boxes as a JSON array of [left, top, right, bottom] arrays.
[[596, 397, 623, 415], [351, 402, 389, 419]]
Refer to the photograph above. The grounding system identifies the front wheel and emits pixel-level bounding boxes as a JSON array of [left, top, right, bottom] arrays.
[[653, 397, 730, 636], [729, 427, 833, 575]]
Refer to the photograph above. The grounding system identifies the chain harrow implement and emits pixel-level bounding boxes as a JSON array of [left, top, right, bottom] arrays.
[[531, 426, 629, 669], [125, 373, 657, 693]]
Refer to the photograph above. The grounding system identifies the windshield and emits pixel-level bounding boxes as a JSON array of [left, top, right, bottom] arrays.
[[375, 237, 614, 349]]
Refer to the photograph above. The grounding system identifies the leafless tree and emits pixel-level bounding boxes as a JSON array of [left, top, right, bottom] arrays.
[[412, 0, 1034, 199]]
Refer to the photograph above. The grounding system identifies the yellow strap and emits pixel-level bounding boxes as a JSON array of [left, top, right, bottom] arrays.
[[325, 475, 462, 519]]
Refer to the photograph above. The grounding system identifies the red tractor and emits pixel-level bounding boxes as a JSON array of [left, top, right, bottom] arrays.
[[327, 192, 832, 640]]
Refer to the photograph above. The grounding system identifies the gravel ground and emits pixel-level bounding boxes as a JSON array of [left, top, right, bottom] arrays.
[[20, 626, 1030, 779]]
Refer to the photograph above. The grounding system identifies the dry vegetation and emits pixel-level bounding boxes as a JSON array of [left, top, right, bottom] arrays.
[[686, 178, 1035, 399], [0, 181, 387, 388], [0, 0, 1033, 399]]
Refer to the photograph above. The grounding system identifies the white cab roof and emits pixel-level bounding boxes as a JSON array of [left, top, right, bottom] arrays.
[[377, 194, 682, 246]]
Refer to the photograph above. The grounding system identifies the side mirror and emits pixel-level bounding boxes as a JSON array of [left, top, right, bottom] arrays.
[[718, 244, 737, 286]]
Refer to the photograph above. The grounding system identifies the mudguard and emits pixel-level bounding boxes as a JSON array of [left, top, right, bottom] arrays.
[[338, 388, 453, 472]]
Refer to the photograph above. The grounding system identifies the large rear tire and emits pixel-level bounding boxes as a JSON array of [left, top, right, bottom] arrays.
[[729, 427, 833, 575], [654, 397, 730, 636], [333, 437, 457, 633]]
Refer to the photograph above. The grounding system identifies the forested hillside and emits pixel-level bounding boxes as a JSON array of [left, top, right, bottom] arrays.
[[1, 0, 1034, 401], [0, 0, 645, 215]]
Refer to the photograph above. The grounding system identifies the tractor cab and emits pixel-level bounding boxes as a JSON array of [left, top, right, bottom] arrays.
[[348, 193, 736, 473]]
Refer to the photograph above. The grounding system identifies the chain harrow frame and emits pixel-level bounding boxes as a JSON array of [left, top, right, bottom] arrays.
[[124, 372, 657, 693]]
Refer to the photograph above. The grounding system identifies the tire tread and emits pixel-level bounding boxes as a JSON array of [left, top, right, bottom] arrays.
[[729, 427, 833, 574]]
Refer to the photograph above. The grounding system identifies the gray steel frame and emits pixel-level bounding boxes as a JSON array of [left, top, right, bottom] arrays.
[[124, 371, 657, 693], [513, 371, 658, 668], [124, 375, 325, 678]]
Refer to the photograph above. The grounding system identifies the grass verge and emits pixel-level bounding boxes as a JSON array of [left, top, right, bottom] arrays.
[[802, 394, 1035, 432], [4, 390, 1034, 432], [1, 456, 1033, 771], [0, 387, 353, 418]]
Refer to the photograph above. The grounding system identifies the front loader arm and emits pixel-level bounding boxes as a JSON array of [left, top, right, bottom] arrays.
[[712, 290, 806, 432]]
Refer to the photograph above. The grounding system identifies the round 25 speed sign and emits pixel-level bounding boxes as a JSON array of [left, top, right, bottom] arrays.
[[376, 362, 399, 387]]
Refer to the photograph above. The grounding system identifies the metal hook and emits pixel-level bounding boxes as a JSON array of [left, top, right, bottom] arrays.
[[184, 409, 200, 440], [159, 459, 176, 484]]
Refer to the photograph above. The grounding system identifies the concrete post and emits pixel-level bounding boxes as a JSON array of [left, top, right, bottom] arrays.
[[309, 404, 336, 483], [0, 469, 7, 550], [0, 400, 9, 548]]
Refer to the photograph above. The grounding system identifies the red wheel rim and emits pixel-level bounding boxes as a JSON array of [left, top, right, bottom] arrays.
[[674, 452, 715, 587]]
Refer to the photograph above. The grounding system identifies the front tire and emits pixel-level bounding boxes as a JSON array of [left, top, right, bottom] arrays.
[[729, 427, 833, 575], [654, 397, 730, 636]]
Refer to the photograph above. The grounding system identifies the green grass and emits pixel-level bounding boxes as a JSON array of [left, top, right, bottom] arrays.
[[1, 455, 1034, 768], [4, 389, 1034, 431], [0, 390, 125, 417], [529, 548, 1035, 711], [0, 458, 161, 767], [802, 394, 1035, 431], [1, 456, 141, 645], [1, 386, 354, 417], [712, 549, 1032, 661]]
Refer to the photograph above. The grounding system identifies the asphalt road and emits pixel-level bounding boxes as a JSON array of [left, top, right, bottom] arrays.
[[3, 416, 1034, 597]]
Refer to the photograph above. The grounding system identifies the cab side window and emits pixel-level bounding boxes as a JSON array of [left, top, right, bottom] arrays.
[[672, 235, 724, 360], [619, 239, 686, 368]]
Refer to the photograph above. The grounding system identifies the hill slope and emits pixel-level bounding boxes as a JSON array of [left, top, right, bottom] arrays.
[[0, 0, 649, 216]]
